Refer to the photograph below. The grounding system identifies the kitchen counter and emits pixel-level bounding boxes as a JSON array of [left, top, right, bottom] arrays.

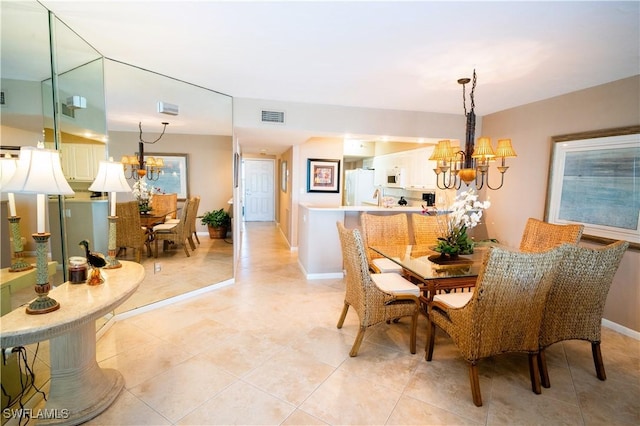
[[298, 203, 429, 279]]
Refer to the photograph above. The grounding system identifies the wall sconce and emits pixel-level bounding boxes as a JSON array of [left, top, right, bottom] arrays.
[[121, 122, 168, 181], [3, 143, 74, 314]]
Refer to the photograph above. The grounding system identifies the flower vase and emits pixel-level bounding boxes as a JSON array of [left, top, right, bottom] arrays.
[[139, 201, 151, 214]]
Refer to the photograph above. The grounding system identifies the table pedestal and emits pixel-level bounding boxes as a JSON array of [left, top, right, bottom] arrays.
[[41, 322, 123, 425]]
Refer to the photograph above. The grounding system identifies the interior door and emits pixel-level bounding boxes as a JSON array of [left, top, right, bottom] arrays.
[[243, 159, 275, 221]]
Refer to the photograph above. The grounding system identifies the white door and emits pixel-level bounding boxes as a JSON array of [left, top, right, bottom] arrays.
[[243, 159, 275, 221]]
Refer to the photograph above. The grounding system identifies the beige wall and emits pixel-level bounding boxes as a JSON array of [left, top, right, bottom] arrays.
[[482, 75, 640, 332]]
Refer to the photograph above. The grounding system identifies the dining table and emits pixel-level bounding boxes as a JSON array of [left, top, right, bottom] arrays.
[[139, 209, 175, 256], [369, 244, 492, 311]]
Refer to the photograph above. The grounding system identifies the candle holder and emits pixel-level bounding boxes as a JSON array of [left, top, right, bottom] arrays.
[[8, 216, 33, 272], [25, 233, 60, 314], [104, 215, 121, 269]]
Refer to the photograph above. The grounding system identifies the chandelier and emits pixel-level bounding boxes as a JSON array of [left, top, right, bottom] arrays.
[[121, 122, 168, 181], [429, 70, 517, 190]]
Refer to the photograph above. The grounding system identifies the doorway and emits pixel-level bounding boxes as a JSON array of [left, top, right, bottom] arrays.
[[243, 158, 275, 221]]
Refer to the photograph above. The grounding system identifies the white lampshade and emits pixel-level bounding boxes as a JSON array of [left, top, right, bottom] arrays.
[[3, 146, 74, 195], [0, 154, 17, 188], [89, 160, 131, 192]]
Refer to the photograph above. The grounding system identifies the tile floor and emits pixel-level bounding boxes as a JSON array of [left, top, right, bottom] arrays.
[[15, 222, 640, 425]]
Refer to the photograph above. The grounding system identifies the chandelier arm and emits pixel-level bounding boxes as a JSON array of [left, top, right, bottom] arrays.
[[138, 122, 169, 145], [484, 169, 506, 191]]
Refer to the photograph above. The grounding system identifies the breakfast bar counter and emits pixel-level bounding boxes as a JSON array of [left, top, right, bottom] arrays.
[[297, 204, 425, 279]]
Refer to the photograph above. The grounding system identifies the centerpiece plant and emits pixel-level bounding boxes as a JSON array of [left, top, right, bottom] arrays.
[[131, 180, 161, 213], [433, 187, 490, 257]]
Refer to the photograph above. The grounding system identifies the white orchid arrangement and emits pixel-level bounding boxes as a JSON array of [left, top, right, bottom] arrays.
[[435, 187, 490, 255], [131, 180, 157, 202]]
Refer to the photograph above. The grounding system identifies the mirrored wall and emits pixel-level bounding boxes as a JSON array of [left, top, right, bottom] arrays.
[[1, 0, 234, 315]]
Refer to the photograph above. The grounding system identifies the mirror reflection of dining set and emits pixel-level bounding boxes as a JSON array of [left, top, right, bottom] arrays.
[[337, 213, 628, 407], [116, 193, 201, 260]]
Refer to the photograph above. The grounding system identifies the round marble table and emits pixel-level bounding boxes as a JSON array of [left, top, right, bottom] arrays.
[[0, 261, 145, 425]]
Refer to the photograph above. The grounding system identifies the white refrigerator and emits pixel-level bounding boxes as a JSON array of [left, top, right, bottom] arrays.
[[344, 169, 378, 206]]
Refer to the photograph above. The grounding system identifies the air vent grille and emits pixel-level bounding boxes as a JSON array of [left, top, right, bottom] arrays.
[[61, 103, 75, 118], [261, 110, 285, 124], [0, 90, 5, 106]]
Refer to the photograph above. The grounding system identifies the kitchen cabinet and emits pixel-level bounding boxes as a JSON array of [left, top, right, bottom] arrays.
[[371, 147, 437, 189], [59, 143, 106, 181]]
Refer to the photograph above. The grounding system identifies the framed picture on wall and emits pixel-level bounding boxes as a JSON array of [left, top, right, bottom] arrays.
[[307, 158, 340, 193], [144, 153, 189, 200], [545, 126, 640, 250]]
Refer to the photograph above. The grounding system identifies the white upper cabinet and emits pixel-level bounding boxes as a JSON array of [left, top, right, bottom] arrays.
[[60, 143, 105, 181]]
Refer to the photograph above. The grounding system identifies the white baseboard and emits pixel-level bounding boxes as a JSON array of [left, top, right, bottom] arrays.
[[602, 319, 640, 340], [297, 259, 344, 280], [110, 278, 234, 322]]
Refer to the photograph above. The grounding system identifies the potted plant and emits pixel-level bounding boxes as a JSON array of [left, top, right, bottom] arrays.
[[201, 208, 231, 239]]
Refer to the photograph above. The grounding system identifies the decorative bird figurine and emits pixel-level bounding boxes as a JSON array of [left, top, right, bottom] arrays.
[[79, 240, 106, 285]]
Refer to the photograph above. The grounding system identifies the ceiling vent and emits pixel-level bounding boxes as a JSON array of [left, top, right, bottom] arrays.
[[261, 110, 285, 124], [158, 101, 179, 116]]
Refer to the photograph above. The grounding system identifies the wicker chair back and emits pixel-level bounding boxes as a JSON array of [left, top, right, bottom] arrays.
[[519, 217, 583, 252]]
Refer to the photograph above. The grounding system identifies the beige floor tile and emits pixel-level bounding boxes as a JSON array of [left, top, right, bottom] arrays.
[[243, 347, 335, 406], [84, 389, 171, 425], [96, 321, 165, 362], [387, 395, 480, 425], [281, 409, 329, 425], [299, 369, 402, 425], [176, 380, 295, 425], [128, 353, 237, 423]]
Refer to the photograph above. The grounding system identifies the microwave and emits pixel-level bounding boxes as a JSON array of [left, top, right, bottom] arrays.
[[386, 168, 406, 188]]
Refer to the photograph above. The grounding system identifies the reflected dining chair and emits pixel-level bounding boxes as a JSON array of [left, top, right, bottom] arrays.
[[115, 201, 148, 262], [519, 217, 584, 252], [151, 193, 178, 222], [336, 222, 420, 357], [360, 212, 409, 274], [411, 213, 443, 246], [187, 195, 200, 249], [538, 240, 628, 388], [153, 197, 192, 258], [425, 245, 564, 406]]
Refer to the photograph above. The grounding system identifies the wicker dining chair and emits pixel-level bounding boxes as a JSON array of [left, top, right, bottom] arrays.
[[115, 201, 148, 262], [153, 197, 191, 258], [187, 195, 200, 249], [411, 213, 444, 246], [336, 222, 420, 357], [360, 212, 409, 273], [151, 193, 178, 221], [426, 245, 564, 406], [538, 240, 628, 388], [519, 217, 584, 252]]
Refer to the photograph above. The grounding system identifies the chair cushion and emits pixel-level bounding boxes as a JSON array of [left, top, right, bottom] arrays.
[[372, 257, 403, 273], [433, 292, 473, 309], [153, 223, 177, 232], [371, 273, 420, 297], [164, 218, 180, 224]]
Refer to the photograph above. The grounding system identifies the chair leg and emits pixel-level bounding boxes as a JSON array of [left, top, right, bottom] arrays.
[[188, 236, 196, 250], [528, 353, 542, 394], [183, 239, 191, 257], [194, 231, 200, 245], [425, 319, 436, 361], [337, 303, 349, 328], [349, 326, 367, 357], [538, 348, 551, 388], [592, 342, 607, 380], [409, 310, 418, 354], [154, 239, 159, 258], [468, 362, 483, 407]]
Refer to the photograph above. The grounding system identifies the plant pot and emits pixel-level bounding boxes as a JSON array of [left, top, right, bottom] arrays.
[[207, 225, 227, 239]]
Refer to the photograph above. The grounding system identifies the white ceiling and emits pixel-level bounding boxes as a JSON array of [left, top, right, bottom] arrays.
[[38, 1, 640, 154]]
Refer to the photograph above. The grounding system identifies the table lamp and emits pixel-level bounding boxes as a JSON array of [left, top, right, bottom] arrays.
[[0, 154, 33, 272], [3, 143, 74, 314], [89, 158, 131, 269]]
